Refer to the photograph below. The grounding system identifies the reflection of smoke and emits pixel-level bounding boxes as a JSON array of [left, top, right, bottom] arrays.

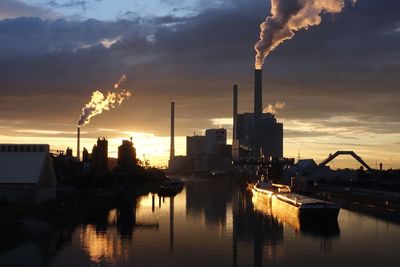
[[78, 75, 131, 127], [255, 0, 356, 69], [263, 102, 285, 114]]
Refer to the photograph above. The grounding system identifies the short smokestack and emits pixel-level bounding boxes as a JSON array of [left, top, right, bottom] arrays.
[[233, 84, 238, 141], [254, 69, 262, 116], [170, 102, 175, 160], [77, 127, 80, 161]]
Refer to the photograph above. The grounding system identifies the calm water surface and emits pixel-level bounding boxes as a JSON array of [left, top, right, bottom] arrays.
[[1, 178, 400, 267]]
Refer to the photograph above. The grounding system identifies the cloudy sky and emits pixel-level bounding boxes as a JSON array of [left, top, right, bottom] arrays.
[[0, 0, 399, 168]]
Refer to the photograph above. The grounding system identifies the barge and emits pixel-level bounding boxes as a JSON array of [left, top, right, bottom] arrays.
[[252, 182, 340, 223]]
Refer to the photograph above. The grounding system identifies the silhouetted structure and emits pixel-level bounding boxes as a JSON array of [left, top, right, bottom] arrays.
[[66, 147, 73, 157], [91, 138, 108, 172], [231, 69, 284, 163], [206, 128, 227, 154], [233, 113, 283, 161], [169, 101, 175, 168], [320, 151, 372, 171], [187, 135, 206, 156], [82, 148, 89, 162], [118, 139, 137, 171], [233, 84, 238, 141]]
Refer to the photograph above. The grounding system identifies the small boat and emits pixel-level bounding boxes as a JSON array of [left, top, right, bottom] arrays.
[[252, 182, 340, 222], [158, 177, 184, 197]]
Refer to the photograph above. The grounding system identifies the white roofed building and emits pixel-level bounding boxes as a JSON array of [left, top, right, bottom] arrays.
[[0, 144, 56, 203]]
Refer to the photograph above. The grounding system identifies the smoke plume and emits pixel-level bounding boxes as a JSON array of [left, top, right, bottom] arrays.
[[114, 74, 127, 89], [78, 75, 131, 127], [255, 0, 356, 69], [263, 101, 286, 114]]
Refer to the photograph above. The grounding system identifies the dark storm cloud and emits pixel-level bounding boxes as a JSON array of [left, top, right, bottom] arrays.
[[0, 0, 399, 136]]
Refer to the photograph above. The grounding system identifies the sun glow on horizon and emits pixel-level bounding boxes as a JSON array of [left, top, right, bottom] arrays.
[[1, 120, 400, 169]]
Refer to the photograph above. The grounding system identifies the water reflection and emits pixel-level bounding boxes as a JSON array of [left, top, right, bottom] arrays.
[[80, 195, 159, 265], [169, 196, 174, 252], [2, 178, 400, 267], [251, 193, 340, 243], [185, 178, 231, 227], [232, 185, 284, 267]]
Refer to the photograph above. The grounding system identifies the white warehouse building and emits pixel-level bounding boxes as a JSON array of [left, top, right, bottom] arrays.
[[0, 144, 56, 203]]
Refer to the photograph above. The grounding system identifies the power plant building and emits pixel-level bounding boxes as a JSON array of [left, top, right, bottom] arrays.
[[118, 139, 137, 171], [171, 129, 231, 173], [233, 112, 283, 161], [91, 138, 109, 172], [187, 135, 206, 156], [232, 69, 284, 162], [169, 68, 284, 172], [205, 129, 227, 154]]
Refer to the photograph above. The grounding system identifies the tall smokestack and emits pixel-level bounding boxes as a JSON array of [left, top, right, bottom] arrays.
[[170, 101, 175, 160], [77, 127, 80, 161], [254, 69, 262, 116], [253, 69, 262, 158], [233, 84, 238, 141]]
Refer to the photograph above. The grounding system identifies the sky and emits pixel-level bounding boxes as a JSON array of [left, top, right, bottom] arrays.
[[0, 0, 399, 168]]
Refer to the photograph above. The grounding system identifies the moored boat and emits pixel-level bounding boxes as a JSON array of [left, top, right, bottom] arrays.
[[251, 182, 340, 222]]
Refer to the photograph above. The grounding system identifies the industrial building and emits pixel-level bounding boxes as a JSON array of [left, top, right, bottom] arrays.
[[170, 128, 232, 174], [118, 139, 137, 171], [205, 129, 227, 154], [168, 69, 283, 173], [232, 70, 283, 163], [91, 138, 109, 172], [187, 135, 206, 156], [0, 144, 56, 202], [232, 112, 283, 161]]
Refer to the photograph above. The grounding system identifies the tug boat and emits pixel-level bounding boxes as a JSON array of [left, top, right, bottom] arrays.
[[252, 182, 340, 223]]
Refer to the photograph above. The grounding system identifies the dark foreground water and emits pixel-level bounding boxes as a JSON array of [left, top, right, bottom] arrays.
[[1, 178, 400, 267]]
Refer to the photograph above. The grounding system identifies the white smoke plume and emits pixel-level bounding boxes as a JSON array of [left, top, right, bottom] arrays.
[[78, 75, 131, 127], [263, 101, 286, 114], [255, 0, 356, 69]]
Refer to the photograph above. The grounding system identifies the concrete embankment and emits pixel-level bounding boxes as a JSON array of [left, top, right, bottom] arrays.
[[317, 184, 400, 224]]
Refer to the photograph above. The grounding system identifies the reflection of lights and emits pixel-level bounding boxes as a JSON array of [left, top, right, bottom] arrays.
[[108, 209, 117, 224], [80, 224, 130, 264], [252, 193, 300, 232]]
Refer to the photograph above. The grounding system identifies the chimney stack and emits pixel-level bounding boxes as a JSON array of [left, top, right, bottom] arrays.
[[254, 69, 262, 116], [233, 84, 238, 141], [170, 101, 175, 161], [253, 69, 262, 157], [77, 127, 80, 161]]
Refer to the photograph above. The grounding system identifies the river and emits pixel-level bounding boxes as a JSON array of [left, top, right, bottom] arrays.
[[1, 177, 400, 267]]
